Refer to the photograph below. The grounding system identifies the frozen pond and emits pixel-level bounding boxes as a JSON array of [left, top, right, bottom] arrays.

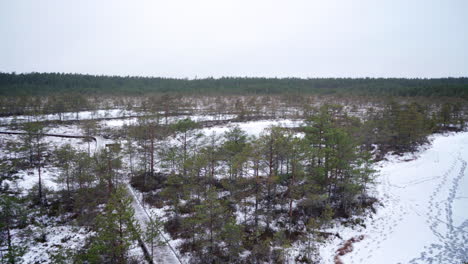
[[201, 119, 304, 137], [320, 132, 468, 264]]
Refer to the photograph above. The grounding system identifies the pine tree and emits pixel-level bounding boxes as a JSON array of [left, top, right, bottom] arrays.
[[304, 105, 374, 214], [258, 126, 285, 230], [95, 145, 122, 197], [223, 126, 248, 179], [86, 186, 141, 264], [145, 211, 164, 259], [53, 144, 76, 204], [20, 122, 48, 205], [171, 118, 200, 176], [80, 120, 99, 156], [0, 182, 27, 264], [183, 188, 226, 263], [220, 217, 244, 263]]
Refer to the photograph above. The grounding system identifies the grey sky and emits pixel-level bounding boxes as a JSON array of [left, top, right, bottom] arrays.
[[1, 0, 467, 78]]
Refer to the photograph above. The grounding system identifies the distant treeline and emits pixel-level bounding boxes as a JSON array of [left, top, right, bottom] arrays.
[[1, 72, 467, 98]]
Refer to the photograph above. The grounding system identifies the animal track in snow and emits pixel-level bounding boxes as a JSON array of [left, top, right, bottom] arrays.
[[409, 155, 467, 264]]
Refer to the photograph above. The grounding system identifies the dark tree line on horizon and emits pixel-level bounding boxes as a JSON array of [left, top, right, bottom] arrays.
[[1, 72, 467, 98]]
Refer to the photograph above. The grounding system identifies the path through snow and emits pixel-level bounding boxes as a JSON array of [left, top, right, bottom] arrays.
[[126, 185, 182, 264], [94, 136, 182, 264]]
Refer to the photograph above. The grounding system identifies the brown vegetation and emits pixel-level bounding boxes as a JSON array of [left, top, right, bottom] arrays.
[[334, 235, 365, 264]]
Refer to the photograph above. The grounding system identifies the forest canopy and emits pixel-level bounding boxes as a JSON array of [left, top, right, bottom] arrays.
[[0, 72, 467, 98]]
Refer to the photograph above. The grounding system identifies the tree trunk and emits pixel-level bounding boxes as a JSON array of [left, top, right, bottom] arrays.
[[108, 158, 113, 196], [37, 162, 42, 205], [7, 224, 12, 255], [267, 142, 274, 230], [183, 132, 187, 176], [254, 162, 259, 228], [150, 137, 154, 176], [289, 160, 295, 218]]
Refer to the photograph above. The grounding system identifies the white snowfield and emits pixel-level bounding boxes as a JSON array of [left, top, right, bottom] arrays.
[[322, 132, 468, 264], [201, 119, 303, 136]]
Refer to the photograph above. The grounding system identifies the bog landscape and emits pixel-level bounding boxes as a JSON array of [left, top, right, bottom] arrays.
[[1, 1, 467, 263], [0, 75, 467, 264]]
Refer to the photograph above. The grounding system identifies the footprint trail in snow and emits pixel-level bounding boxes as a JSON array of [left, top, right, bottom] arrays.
[[328, 133, 468, 264]]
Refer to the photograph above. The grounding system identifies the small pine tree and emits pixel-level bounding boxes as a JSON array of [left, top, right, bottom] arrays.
[[0, 195, 27, 264], [86, 186, 141, 264], [145, 211, 164, 259], [220, 217, 244, 262]]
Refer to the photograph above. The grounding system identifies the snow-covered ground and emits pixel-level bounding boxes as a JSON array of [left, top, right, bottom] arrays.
[[0, 107, 237, 128], [320, 132, 468, 264], [0, 109, 141, 125], [3, 112, 467, 264], [201, 119, 303, 137], [101, 114, 238, 128], [0, 131, 100, 193], [126, 185, 182, 264], [11, 224, 93, 264]]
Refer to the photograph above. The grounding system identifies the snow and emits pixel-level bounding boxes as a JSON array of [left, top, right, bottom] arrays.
[[14, 166, 60, 192], [0, 124, 95, 154], [98, 114, 302, 136], [0, 116, 320, 263], [201, 119, 303, 137], [0, 125, 102, 193], [101, 117, 139, 128], [0, 109, 141, 125], [11, 225, 92, 264], [99, 114, 238, 128], [125, 185, 182, 264], [157, 119, 304, 161], [320, 131, 468, 264], [3, 109, 467, 263]]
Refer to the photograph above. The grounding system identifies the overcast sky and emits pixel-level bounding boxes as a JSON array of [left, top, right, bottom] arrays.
[[0, 0, 467, 78]]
